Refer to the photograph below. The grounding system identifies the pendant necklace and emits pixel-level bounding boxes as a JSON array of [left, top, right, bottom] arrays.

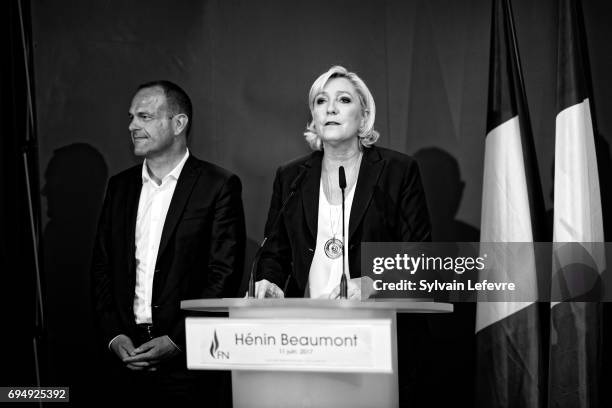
[[323, 153, 362, 260], [324, 199, 343, 259]]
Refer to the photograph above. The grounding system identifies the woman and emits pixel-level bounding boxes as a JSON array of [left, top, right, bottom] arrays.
[[255, 65, 431, 299]]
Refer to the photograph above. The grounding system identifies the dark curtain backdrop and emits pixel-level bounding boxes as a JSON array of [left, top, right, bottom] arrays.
[[28, 0, 612, 405], [2, 0, 41, 390]]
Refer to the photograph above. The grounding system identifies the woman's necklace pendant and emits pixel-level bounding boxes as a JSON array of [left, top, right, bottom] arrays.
[[324, 237, 343, 259]]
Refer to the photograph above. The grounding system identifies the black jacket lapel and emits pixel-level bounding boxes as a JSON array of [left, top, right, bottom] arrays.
[[349, 146, 384, 242], [125, 168, 142, 288], [156, 156, 200, 263], [300, 151, 323, 241]]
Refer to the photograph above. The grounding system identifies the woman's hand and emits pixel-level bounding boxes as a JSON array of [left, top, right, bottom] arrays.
[[254, 279, 285, 299], [329, 276, 376, 300]]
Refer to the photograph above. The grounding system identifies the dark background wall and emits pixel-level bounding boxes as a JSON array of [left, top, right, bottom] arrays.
[[29, 0, 612, 405]]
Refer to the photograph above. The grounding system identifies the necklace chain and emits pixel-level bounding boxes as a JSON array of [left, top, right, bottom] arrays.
[[324, 152, 362, 238], [323, 152, 362, 203], [322, 153, 361, 260]]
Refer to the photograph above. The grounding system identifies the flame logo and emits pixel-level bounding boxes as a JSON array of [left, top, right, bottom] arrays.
[[209, 330, 219, 358]]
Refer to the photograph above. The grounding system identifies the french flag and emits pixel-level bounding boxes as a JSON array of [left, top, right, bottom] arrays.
[[549, 0, 605, 407], [476, 0, 546, 407]]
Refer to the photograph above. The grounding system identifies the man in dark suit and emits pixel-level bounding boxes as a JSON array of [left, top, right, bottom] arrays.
[[91, 80, 245, 403]]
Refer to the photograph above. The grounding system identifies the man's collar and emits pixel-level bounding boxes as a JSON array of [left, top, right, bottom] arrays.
[[141, 149, 190, 185]]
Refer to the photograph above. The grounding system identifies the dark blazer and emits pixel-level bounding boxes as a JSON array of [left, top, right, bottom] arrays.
[[257, 145, 431, 296], [91, 155, 245, 349]]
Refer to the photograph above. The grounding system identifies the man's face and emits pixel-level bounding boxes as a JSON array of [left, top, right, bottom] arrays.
[[128, 86, 175, 158]]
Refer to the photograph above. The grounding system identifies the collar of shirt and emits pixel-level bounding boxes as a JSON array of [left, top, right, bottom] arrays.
[[141, 149, 190, 187]]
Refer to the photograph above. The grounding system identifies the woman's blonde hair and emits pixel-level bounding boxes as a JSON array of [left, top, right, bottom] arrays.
[[304, 65, 380, 151]]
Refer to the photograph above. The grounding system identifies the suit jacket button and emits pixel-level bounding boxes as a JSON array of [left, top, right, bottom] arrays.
[[307, 248, 314, 253], [153, 305, 159, 309], [154, 269, 160, 274]]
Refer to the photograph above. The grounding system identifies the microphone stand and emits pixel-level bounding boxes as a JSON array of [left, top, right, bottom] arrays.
[[248, 168, 307, 298], [339, 166, 348, 299]]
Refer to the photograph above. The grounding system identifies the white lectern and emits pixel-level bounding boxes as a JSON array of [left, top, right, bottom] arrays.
[[181, 298, 452, 408]]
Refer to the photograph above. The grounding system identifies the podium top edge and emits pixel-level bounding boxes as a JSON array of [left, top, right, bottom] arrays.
[[181, 298, 453, 313]]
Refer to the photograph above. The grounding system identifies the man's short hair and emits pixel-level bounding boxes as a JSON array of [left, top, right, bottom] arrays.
[[137, 80, 193, 136]]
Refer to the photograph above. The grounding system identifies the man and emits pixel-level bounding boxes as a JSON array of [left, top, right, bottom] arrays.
[[91, 80, 245, 403]]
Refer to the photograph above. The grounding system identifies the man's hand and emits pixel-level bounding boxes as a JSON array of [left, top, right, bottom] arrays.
[[109, 334, 152, 370], [254, 279, 285, 299], [329, 276, 377, 300], [122, 335, 181, 369]]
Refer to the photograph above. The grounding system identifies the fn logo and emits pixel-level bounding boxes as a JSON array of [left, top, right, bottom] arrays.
[[209, 330, 230, 359]]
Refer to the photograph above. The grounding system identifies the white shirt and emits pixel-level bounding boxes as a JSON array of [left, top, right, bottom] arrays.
[[308, 180, 356, 299], [133, 149, 190, 324]]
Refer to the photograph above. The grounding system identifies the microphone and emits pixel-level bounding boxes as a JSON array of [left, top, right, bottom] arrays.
[[339, 166, 348, 299], [248, 166, 308, 298], [338, 166, 347, 189]]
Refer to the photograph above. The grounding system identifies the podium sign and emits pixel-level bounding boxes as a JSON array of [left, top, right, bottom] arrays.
[[186, 317, 392, 373], [182, 298, 452, 408]]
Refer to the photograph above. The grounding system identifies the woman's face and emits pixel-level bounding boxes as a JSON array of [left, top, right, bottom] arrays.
[[312, 77, 364, 146]]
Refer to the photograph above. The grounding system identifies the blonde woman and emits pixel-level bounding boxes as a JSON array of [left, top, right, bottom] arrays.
[[255, 66, 430, 299]]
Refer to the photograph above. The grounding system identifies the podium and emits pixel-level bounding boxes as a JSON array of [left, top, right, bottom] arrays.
[[182, 298, 452, 408]]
